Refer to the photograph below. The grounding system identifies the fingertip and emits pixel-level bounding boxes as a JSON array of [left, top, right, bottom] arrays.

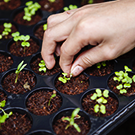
[[71, 65, 84, 77]]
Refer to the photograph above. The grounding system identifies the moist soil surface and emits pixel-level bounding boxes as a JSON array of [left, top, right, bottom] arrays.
[[55, 73, 89, 95], [0, 90, 7, 102], [26, 90, 62, 115], [13, 10, 42, 26], [34, 24, 44, 40], [9, 38, 39, 57], [108, 74, 135, 96], [82, 93, 118, 117], [85, 60, 114, 76], [0, 0, 21, 10], [0, 52, 13, 73], [0, 112, 32, 135], [53, 115, 90, 135], [2, 70, 36, 94], [0, 22, 17, 40], [30, 55, 61, 76], [38, 0, 64, 12]]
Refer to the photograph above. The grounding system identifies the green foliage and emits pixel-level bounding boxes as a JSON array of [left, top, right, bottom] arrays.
[[91, 89, 109, 114], [58, 73, 72, 83], [43, 23, 47, 31], [63, 5, 77, 11], [48, 0, 55, 2], [48, 90, 56, 106], [62, 108, 81, 132], [96, 61, 106, 69], [23, 1, 41, 21], [0, 100, 12, 129], [113, 66, 135, 94], [4, 0, 10, 2], [38, 60, 46, 73], [0, 23, 12, 39], [15, 61, 27, 83], [88, 0, 93, 4]]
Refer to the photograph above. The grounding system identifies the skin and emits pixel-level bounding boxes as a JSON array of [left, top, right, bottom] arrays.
[[41, 0, 135, 76]]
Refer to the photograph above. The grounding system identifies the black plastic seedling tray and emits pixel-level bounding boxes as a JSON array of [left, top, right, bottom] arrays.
[[0, 0, 135, 135]]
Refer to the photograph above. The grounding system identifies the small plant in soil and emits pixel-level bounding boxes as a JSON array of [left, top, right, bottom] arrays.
[[43, 23, 47, 31], [15, 60, 27, 83], [0, 100, 12, 129], [113, 66, 135, 94], [58, 73, 72, 83], [39, 60, 46, 73], [91, 89, 109, 115], [11, 31, 20, 44], [48, 90, 56, 106], [96, 61, 106, 69], [63, 5, 77, 11], [0, 23, 12, 39], [62, 108, 81, 132], [23, 1, 41, 21]]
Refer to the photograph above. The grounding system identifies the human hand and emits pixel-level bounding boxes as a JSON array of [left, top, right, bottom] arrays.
[[41, 0, 135, 76]]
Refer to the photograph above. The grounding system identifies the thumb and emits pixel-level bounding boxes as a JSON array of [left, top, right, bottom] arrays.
[[71, 44, 115, 76]]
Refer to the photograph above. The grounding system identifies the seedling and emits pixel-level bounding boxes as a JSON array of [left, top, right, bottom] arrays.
[[62, 108, 81, 132], [11, 31, 20, 45], [0, 100, 12, 129], [58, 73, 72, 83], [48, 0, 55, 2], [48, 90, 56, 106], [96, 61, 106, 69], [15, 61, 27, 83], [23, 1, 41, 21], [91, 89, 109, 114], [63, 5, 77, 11], [0, 23, 12, 39], [113, 66, 135, 94], [39, 60, 46, 73], [43, 23, 47, 31], [88, 0, 93, 4], [4, 0, 10, 2]]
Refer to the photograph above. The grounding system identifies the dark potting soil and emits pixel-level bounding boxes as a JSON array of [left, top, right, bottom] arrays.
[[0, 52, 13, 73], [0, 112, 32, 135], [82, 93, 118, 117], [13, 10, 42, 26], [38, 0, 64, 12], [55, 73, 89, 95], [108, 74, 135, 96], [2, 70, 36, 94], [0, 22, 17, 40], [26, 90, 62, 115], [0, 0, 21, 10], [85, 60, 114, 76], [30, 55, 61, 76], [34, 24, 44, 40], [53, 116, 90, 135], [9, 38, 40, 57], [0, 90, 7, 102]]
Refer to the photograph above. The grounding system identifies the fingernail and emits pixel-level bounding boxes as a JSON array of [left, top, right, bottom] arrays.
[[71, 65, 84, 76]]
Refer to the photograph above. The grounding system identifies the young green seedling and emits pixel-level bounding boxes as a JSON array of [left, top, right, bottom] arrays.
[[91, 89, 109, 114], [88, 0, 93, 4], [62, 108, 81, 132], [23, 1, 41, 21], [96, 61, 106, 69], [63, 5, 77, 11], [48, 0, 55, 2], [15, 61, 27, 83], [43, 23, 47, 31], [4, 0, 10, 2], [48, 90, 56, 106], [0, 100, 12, 129], [113, 66, 135, 94], [12, 31, 20, 45], [58, 73, 72, 83], [39, 60, 46, 73], [0, 23, 12, 39]]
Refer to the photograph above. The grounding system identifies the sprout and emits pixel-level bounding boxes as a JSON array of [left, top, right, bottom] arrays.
[[113, 66, 135, 94], [96, 61, 106, 69], [58, 73, 72, 83], [4, 0, 10, 2], [62, 108, 81, 132], [91, 89, 109, 114], [63, 5, 77, 11], [43, 23, 47, 31], [48, 90, 56, 106], [15, 61, 27, 83], [0, 100, 12, 129], [38, 60, 46, 73], [88, 0, 93, 4], [12, 31, 20, 43]]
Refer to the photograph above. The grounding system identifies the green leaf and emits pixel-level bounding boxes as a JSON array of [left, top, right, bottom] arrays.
[[103, 90, 109, 98], [26, 1, 33, 6], [0, 35, 2, 39], [96, 63, 101, 69], [132, 75, 135, 82], [120, 89, 127, 94], [71, 108, 80, 120], [88, 0, 93, 4], [62, 117, 70, 122], [124, 65, 132, 72], [0, 100, 6, 108], [43, 24, 47, 31], [101, 61, 106, 67], [21, 41, 30, 47], [4, 28, 11, 32], [116, 84, 123, 90], [91, 93, 97, 100], [4, 23, 12, 28], [96, 89, 102, 97], [96, 97, 103, 104], [4, 0, 10, 3], [48, 0, 55, 2], [100, 104, 106, 114], [73, 123, 81, 132], [94, 104, 99, 113], [2, 31, 8, 35], [69, 5, 77, 10], [0, 115, 7, 123], [58, 77, 67, 83], [39, 67, 46, 72], [63, 7, 69, 11], [124, 83, 131, 88], [12, 31, 20, 37], [62, 72, 68, 77]]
